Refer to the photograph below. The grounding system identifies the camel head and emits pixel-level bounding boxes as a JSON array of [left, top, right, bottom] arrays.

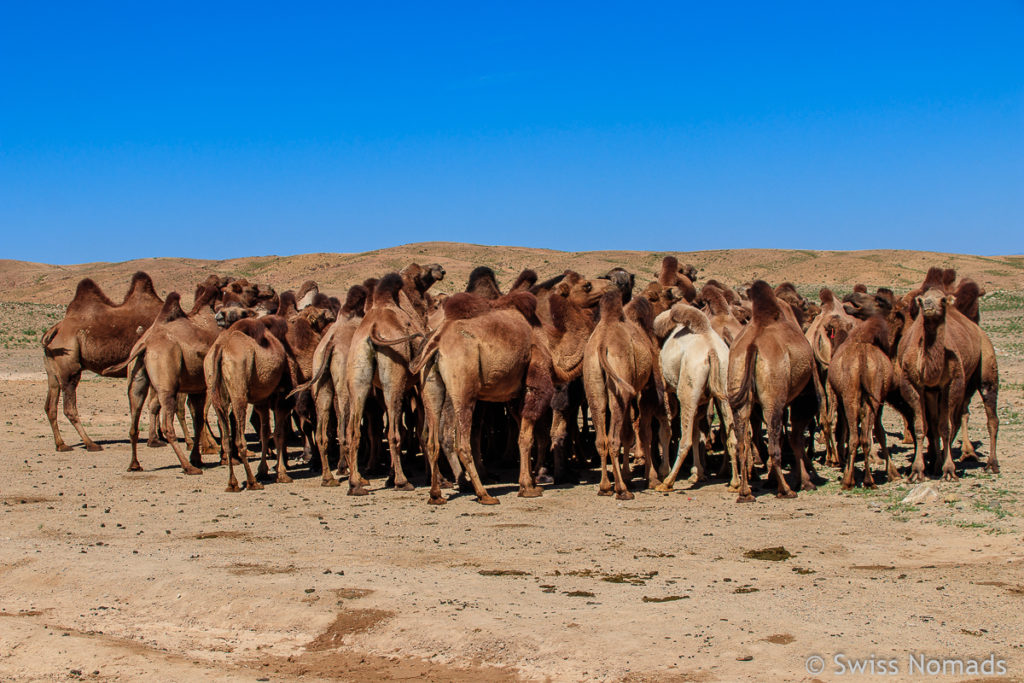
[[842, 291, 891, 320], [215, 304, 257, 329], [915, 288, 955, 324], [299, 305, 337, 332], [680, 263, 699, 282], [554, 272, 611, 309], [422, 263, 446, 288], [598, 267, 635, 302], [823, 313, 853, 347]]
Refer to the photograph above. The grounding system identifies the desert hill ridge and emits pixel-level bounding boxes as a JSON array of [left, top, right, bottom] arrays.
[[2, 242, 1022, 305]]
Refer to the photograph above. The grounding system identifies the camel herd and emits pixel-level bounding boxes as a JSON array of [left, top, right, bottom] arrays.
[[40, 258, 1000, 504]]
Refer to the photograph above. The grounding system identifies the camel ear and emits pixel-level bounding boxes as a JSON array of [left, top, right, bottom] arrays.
[[914, 296, 923, 309], [555, 283, 571, 298], [945, 295, 956, 307]]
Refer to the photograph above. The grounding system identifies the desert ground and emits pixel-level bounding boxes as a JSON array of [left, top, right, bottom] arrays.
[[1, 244, 1023, 682]]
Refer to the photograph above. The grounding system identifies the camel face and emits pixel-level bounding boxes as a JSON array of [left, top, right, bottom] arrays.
[[425, 264, 446, 284], [916, 289, 953, 322], [215, 305, 255, 329]]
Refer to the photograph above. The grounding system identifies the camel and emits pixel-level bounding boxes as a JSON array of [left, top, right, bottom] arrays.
[[898, 286, 998, 481], [728, 280, 818, 501], [343, 273, 427, 495], [411, 290, 556, 504], [204, 318, 291, 491], [104, 284, 223, 474], [694, 283, 744, 345], [599, 267, 635, 302], [654, 303, 738, 491], [399, 262, 446, 321], [582, 289, 668, 499], [805, 288, 857, 467], [42, 272, 164, 451], [657, 256, 697, 302], [827, 314, 898, 488]]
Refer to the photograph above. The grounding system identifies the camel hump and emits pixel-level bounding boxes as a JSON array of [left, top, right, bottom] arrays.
[[509, 269, 538, 292], [748, 280, 782, 326], [341, 285, 369, 318], [921, 266, 946, 291], [278, 291, 298, 317], [466, 266, 501, 299], [669, 303, 711, 334], [156, 293, 187, 324], [229, 317, 269, 346], [819, 288, 835, 305], [658, 256, 680, 286], [598, 288, 625, 323], [494, 291, 539, 325], [67, 278, 116, 313], [952, 279, 983, 322], [374, 273, 404, 305], [625, 295, 654, 334], [297, 280, 318, 299], [852, 284, 867, 294], [124, 272, 158, 302], [443, 292, 492, 321]]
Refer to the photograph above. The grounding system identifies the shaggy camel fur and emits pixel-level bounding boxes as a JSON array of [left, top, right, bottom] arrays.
[[898, 287, 999, 481], [657, 256, 697, 302], [106, 285, 223, 474], [205, 318, 291, 491], [583, 290, 668, 499], [599, 267, 635, 302], [728, 281, 818, 501], [654, 303, 738, 491], [344, 274, 427, 495], [412, 290, 555, 504], [399, 262, 446, 321], [694, 283, 744, 345], [827, 315, 898, 488], [42, 272, 164, 451]]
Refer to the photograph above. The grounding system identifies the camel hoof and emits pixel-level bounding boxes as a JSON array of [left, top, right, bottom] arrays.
[[597, 488, 614, 496], [277, 472, 293, 484], [395, 482, 415, 492], [128, 463, 143, 472], [439, 478, 454, 489], [536, 473, 554, 486], [348, 486, 369, 496], [477, 495, 500, 505], [941, 472, 959, 482], [147, 440, 167, 449], [776, 491, 798, 499], [428, 495, 448, 505], [655, 483, 673, 493], [248, 481, 264, 491], [736, 494, 756, 503], [615, 491, 635, 501], [85, 443, 103, 452], [321, 478, 340, 487], [358, 476, 370, 487], [183, 466, 202, 476], [985, 463, 1000, 474], [518, 487, 543, 498], [56, 444, 72, 453], [225, 484, 241, 493], [841, 482, 854, 490], [801, 482, 817, 492]]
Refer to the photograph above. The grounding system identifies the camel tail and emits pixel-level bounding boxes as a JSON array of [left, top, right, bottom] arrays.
[[102, 342, 146, 377], [707, 347, 727, 401], [207, 345, 225, 412], [40, 322, 60, 350], [598, 348, 636, 402], [287, 343, 332, 400], [409, 331, 441, 376], [729, 344, 758, 411], [369, 324, 423, 347]]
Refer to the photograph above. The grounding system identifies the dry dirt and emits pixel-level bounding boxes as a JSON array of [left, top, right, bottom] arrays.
[[2, 247, 1024, 682]]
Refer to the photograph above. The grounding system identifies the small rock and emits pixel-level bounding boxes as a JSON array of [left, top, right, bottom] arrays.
[[901, 483, 940, 505], [943, 494, 960, 503]]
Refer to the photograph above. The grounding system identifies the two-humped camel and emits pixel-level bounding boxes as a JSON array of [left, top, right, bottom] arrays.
[[728, 280, 818, 501], [582, 289, 670, 499], [42, 272, 164, 451], [205, 317, 291, 490], [805, 288, 857, 467], [654, 302, 738, 491]]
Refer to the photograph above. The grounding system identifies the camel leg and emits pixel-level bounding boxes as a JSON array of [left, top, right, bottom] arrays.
[[146, 391, 165, 448], [186, 392, 205, 468], [763, 403, 796, 498], [377, 360, 413, 491], [956, 407, 977, 461], [937, 393, 958, 482], [61, 372, 102, 451], [635, 395, 660, 490], [876, 411, 900, 483], [224, 412, 242, 493], [657, 382, 700, 491], [314, 383, 339, 486], [688, 419, 707, 484], [232, 398, 262, 490], [607, 397, 633, 501], [860, 400, 879, 488], [344, 356, 375, 495], [840, 393, 860, 489], [903, 382, 928, 483], [516, 415, 543, 498], [715, 397, 740, 491], [789, 391, 818, 492], [255, 405, 271, 479], [453, 401, 497, 504], [43, 357, 72, 452], [532, 409, 554, 485], [159, 390, 202, 475], [273, 400, 292, 484], [980, 378, 999, 474], [732, 402, 755, 503], [176, 396, 194, 450], [417, 370, 448, 504], [590, 384, 613, 496], [126, 366, 149, 471]]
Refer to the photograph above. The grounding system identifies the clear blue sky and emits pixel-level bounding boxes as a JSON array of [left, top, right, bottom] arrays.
[[2, 1, 1022, 263]]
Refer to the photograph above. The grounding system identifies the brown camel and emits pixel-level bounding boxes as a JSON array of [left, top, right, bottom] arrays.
[[728, 281, 818, 501], [898, 286, 999, 481], [104, 285, 223, 474], [412, 290, 556, 504], [583, 289, 668, 499], [695, 283, 744, 345], [827, 314, 898, 488], [42, 272, 164, 451], [343, 273, 427, 495], [205, 318, 291, 491], [399, 262, 446, 320], [805, 288, 857, 467], [657, 256, 697, 302]]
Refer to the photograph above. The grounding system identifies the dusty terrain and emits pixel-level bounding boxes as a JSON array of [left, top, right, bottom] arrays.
[[2, 246, 1023, 682]]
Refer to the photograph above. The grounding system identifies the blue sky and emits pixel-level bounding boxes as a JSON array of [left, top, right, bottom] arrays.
[[1, 1, 1022, 263]]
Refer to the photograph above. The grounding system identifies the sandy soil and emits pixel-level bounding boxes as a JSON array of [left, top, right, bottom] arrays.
[[2, 251, 1023, 681]]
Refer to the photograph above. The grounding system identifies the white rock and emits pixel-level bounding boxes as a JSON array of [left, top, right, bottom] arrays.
[[901, 483, 941, 505]]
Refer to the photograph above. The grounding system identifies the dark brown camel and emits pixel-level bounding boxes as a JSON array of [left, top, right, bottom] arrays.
[[728, 281, 818, 502], [42, 272, 164, 451]]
